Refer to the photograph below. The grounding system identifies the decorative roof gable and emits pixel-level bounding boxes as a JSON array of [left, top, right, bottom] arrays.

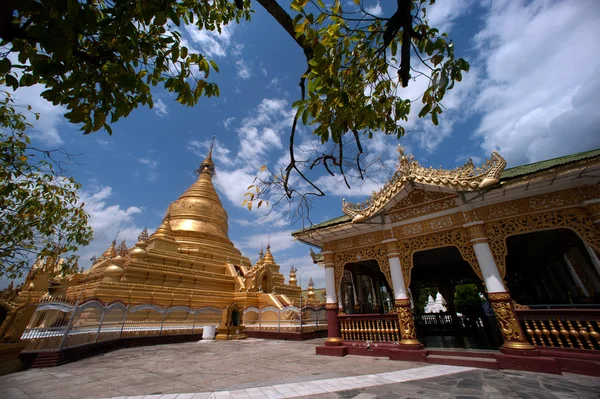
[[342, 147, 506, 223]]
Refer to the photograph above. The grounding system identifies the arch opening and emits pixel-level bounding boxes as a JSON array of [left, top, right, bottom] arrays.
[[505, 228, 600, 307], [339, 259, 393, 314], [410, 246, 501, 350]]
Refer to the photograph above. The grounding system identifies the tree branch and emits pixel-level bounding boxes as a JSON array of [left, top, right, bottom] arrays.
[[255, 0, 314, 61]]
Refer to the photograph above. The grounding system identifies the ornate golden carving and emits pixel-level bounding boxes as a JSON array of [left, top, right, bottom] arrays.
[[383, 239, 399, 257], [394, 299, 420, 345], [309, 248, 324, 264], [333, 245, 392, 295], [472, 188, 584, 222], [464, 222, 488, 243], [386, 190, 458, 222], [485, 208, 600, 278], [488, 292, 533, 350], [396, 229, 482, 286], [462, 209, 478, 224], [325, 303, 338, 310], [342, 148, 506, 223], [322, 251, 334, 267], [583, 200, 600, 222], [330, 231, 384, 251], [394, 212, 466, 238], [394, 298, 410, 307]]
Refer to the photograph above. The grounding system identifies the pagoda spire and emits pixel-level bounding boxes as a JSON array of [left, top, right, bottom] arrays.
[[196, 135, 216, 177]]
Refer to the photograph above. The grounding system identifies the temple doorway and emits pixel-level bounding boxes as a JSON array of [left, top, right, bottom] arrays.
[[411, 246, 502, 350], [505, 229, 600, 307], [340, 260, 394, 314], [260, 275, 272, 293]]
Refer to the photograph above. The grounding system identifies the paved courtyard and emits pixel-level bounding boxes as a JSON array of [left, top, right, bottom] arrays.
[[0, 338, 598, 399]]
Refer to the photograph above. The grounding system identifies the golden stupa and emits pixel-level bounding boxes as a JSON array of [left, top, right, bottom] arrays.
[[50, 144, 301, 310]]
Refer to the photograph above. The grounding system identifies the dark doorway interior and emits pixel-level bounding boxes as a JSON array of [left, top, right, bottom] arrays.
[[505, 229, 600, 307], [411, 246, 502, 350], [341, 260, 394, 314]]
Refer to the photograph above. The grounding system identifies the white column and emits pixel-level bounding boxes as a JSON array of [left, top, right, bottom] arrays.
[[473, 241, 506, 292], [382, 238, 409, 299], [389, 256, 408, 299], [323, 252, 337, 304], [464, 222, 506, 293]]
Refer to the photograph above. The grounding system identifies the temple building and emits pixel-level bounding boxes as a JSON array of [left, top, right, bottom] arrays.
[[424, 293, 446, 314], [60, 146, 301, 310], [293, 147, 600, 374], [1, 145, 302, 345]]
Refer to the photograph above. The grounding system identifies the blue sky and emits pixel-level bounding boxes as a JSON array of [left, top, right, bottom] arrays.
[[4, 0, 600, 290]]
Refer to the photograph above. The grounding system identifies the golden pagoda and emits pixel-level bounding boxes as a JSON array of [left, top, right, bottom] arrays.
[[32, 144, 301, 311]]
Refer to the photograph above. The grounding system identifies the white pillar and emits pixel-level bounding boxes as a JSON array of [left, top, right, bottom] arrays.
[[389, 256, 408, 300], [464, 222, 506, 292], [382, 239, 409, 299], [324, 265, 336, 304]]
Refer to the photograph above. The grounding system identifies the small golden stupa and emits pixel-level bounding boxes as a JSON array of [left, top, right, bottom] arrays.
[[37, 143, 301, 311]]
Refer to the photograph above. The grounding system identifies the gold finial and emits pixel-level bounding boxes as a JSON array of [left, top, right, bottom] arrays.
[[150, 205, 176, 242], [102, 239, 117, 259], [263, 240, 275, 264], [117, 239, 128, 257], [258, 244, 264, 261], [289, 265, 297, 286], [307, 277, 315, 300], [138, 227, 149, 242], [196, 136, 216, 177]]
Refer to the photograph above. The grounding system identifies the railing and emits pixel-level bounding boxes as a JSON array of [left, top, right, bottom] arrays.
[[339, 313, 400, 342], [516, 309, 600, 351], [242, 305, 327, 333], [21, 300, 327, 352]]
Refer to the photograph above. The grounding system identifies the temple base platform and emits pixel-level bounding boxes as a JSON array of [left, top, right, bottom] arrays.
[[215, 326, 247, 340], [315, 341, 600, 377]]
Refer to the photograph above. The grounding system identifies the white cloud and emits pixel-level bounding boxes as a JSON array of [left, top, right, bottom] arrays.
[[365, 2, 383, 17], [223, 117, 235, 129], [231, 43, 244, 56], [138, 158, 159, 169], [188, 138, 235, 168], [426, 0, 469, 33], [138, 158, 160, 181], [473, 0, 600, 165], [153, 98, 168, 117], [96, 139, 113, 148], [10, 85, 66, 146], [278, 254, 325, 289], [77, 184, 144, 269], [184, 23, 236, 58], [236, 59, 252, 79], [236, 98, 293, 168], [261, 67, 268, 77], [236, 231, 297, 259]]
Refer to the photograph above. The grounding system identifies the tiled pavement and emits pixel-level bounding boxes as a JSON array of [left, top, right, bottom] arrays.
[[1, 338, 599, 399], [104, 365, 474, 399]]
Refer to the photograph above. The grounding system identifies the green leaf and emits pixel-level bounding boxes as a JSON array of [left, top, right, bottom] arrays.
[[155, 13, 167, 26], [0, 58, 11, 74], [5, 74, 18, 90], [209, 60, 219, 72]]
